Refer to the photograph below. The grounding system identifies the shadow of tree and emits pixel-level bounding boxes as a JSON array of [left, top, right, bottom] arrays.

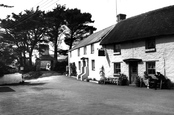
[[0, 87, 15, 92], [0, 82, 46, 86]]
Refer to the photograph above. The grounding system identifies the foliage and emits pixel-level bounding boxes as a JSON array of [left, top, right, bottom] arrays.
[[64, 8, 97, 49], [0, 4, 13, 8], [1, 7, 47, 68], [45, 5, 66, 61], [118, 73, 128, 86], [0, 4, 96, 71], [23, 71, 42, 80], [54, 60, 68, 74]]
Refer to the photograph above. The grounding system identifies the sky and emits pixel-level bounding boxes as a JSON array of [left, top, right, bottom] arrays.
[[1, 0, 174, 31]]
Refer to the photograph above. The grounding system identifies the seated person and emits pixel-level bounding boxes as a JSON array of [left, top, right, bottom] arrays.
[[149, 74, 158, 90], [156, 72, 167, 81], [143, 71, 150, 89]]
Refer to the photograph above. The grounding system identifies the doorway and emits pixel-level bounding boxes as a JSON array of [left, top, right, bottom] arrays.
[[129, 62, 138, 84]]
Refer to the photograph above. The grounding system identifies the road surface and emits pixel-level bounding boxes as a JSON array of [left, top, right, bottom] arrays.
[[0, 74, 174, 115]]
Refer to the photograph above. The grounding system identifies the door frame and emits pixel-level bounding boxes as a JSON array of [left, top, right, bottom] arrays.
[[129, 62, 138, 84]]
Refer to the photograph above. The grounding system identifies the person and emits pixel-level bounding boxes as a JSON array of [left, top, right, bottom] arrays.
[[150, 74, 158, 90], [155, 72, 167, 89], [143, 71, 150, 89]]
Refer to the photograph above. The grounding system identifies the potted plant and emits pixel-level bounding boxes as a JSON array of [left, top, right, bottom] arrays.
[[118, 73, 128, 86]]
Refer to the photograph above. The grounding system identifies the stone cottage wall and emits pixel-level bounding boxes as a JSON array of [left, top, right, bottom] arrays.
[[105, 36, 174, 82]]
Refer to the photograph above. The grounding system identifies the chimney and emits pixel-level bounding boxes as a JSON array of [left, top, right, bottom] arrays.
[[117, 14, 126, 22]]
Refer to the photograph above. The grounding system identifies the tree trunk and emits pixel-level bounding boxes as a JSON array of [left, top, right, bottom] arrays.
[[28, 52, 32, 67], [54, 36, 58, 62], [69, 34, 74, 50]]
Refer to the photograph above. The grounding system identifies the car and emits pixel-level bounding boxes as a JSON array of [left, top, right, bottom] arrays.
[[0, 64, 24, 85], [0, 72, 24, 85]]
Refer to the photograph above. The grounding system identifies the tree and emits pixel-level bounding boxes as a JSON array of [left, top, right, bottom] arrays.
[[45, 4, 66, 61], [0, 4, 13, 8], [64, 8, 96, 49], [1, 7, 47, 69]]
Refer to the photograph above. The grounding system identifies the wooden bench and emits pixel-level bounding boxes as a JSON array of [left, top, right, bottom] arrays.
[[105, 77, 119, 85]]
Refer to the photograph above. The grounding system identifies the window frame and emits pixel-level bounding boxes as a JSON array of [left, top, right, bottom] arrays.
[[145, 38, 156, 52], [114, 63, 121, 74], [91, 60, 95, 71], [78, 61, 81, 71], [78, 48, 80, 56], [84, 46, 87, 55], [70, 51, 72, 57], [91, 44, 94, 54], [146, 61, 156, 75], [113, 44, 121, 55]]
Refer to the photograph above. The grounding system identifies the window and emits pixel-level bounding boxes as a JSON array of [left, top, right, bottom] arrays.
[[146, 61, 156, 75], [114, 44, 121, 54], [145, 39, 156, 52], [91, 44, 94, 54], [84, 46, 87, 55], [114, 63, 121, 74], [78, 61, 81, 71], [70, 51, 72, 57], [91, 60, 95, 71], [78, 48, 80, 56]]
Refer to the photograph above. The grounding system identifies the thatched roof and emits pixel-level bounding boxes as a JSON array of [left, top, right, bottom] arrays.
[[101, 5, 174, 45], [69, 25, 115, 51]]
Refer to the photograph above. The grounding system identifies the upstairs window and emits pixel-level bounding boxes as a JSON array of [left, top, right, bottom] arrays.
[[146, 61, 156, 75], [91, 60, 95, 71], [70, 51, 72, 57], [113, 44, 121, 55], [114, 63, 121, 74], [91, 44, 94, 54], [78, 61, 81, 71], [78, 48, 80, 56], [84, 46, 87, 55], [145, 39, 156, 52]]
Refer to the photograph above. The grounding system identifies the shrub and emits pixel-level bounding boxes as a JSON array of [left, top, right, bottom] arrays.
[[118, 74, 128, 86], [23, 71, 43, 80], [54, 61, 68, 74]]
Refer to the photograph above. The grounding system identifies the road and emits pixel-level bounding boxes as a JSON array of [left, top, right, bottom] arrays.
[[0, 74, 174, 115]]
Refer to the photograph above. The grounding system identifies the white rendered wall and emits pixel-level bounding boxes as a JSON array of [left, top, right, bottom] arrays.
[[68, 42, 112, 80], [105, 36, 174, 82]]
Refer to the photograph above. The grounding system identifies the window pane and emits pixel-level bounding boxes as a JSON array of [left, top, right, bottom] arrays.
[[91, 44, 94, 54], [146, 39, 155, 49], [114, 63, 121, 74], [146, 61, 156, 74], [114, 44, 121, 52], [92, 60, 95, 71]]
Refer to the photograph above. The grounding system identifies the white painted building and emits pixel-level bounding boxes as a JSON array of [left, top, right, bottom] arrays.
[[101, 6, 174, 83], [68, 25, 115, 81]]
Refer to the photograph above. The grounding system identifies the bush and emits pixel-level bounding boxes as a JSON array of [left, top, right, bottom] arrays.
[[23, 71, 43, 80], [54, 61, 68, 74], [118, 74, 128, 86]]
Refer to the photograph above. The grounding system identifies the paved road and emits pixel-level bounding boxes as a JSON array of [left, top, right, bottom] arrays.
[[0, 75, 174, 115]]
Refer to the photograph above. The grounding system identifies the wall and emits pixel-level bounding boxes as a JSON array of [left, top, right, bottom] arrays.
[[68, 42, 112, 80], [105, 36, 174, 82]]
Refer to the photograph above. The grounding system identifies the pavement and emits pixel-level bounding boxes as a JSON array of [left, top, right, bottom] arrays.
[[0, 73, 174, 115]]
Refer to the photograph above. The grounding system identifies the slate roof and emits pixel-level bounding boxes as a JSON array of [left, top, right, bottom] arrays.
[[69, 25, 115, 51], [100, 5, 174, 45]]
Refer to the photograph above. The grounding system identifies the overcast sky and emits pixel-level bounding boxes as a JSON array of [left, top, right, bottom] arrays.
[[1, 0, 174, 31]]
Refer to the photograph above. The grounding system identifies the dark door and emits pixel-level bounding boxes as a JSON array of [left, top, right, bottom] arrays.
[[129, 62, 138, 84]]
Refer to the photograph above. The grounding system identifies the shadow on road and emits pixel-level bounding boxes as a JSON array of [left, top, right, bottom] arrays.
[[0, 82, 46, 86], [23, 82, 46, 86], [0, 87, 15, 92]]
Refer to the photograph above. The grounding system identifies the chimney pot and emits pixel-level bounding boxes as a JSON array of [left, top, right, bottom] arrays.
[[117, 14, 126, 22]]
